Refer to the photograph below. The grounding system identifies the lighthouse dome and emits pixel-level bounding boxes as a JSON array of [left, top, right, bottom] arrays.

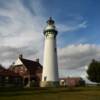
[[44, 17, 57, 35]]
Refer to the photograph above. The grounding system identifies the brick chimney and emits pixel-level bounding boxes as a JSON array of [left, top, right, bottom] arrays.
[[19, 54, 23, 59], [36, 58, 39, 63]]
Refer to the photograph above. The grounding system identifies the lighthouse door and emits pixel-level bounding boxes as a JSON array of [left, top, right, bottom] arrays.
[[44, 76, 47, 81]]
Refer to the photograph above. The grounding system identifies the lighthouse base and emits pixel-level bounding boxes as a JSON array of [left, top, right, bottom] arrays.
[[40, 81, 59, 87]]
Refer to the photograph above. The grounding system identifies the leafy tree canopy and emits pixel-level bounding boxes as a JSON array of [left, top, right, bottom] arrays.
[[87, 59, 100, 83]]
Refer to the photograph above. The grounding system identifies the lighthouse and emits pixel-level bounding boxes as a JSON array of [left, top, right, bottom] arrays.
[[41, 17, 59, 87]]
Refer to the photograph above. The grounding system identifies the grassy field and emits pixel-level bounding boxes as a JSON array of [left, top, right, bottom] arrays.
[[0, 86, 100, 100]]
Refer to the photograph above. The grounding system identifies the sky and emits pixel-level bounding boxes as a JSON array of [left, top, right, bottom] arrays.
[[0, 0, 100, 82]]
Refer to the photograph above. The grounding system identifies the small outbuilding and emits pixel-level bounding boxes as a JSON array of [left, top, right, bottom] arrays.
[[60, 77, 85, 87]]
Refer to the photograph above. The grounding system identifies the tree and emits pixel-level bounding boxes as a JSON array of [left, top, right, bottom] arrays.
[[87, 59, 100, 83]]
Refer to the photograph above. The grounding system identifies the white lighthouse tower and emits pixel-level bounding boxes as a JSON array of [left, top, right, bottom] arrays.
[[41, 17, 59, 87]]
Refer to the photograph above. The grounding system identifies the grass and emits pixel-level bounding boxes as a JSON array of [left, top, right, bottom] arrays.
[[0, 86, 100, 100]]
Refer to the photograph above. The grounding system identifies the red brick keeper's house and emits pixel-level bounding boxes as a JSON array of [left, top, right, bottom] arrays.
[[9, 55, 42, 87]]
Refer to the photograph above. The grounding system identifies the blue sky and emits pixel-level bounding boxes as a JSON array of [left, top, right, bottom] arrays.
[[0, 0, 100, 82], [41, 0, 100, 46]]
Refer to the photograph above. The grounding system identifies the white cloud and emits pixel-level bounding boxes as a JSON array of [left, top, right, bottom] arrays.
[[0, 0, 45, 67], [0, 0, 44, 47], [57, 20, 87, 33], [58, 44, 100, 78], [0, 0, 96, 81], [59, 67, 85, 78], [58, 44, 100, 69]]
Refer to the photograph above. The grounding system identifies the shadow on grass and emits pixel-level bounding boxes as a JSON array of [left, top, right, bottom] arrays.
[[0, 87, 84, 97], [0, 86, 100, 97]]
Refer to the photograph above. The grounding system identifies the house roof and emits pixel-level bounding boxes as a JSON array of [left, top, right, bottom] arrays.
[[0, 65, 5, 72], [19, 58, 42, 70], [60, 77, 83, 81]]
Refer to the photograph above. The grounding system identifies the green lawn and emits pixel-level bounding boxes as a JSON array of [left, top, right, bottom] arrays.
[[0, 86, 100, 100]]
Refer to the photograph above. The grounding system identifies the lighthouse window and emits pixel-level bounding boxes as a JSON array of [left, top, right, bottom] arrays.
[[44, 76, 47, 81], [46, 33, 49, 38], [55, 48, 57, 52]]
